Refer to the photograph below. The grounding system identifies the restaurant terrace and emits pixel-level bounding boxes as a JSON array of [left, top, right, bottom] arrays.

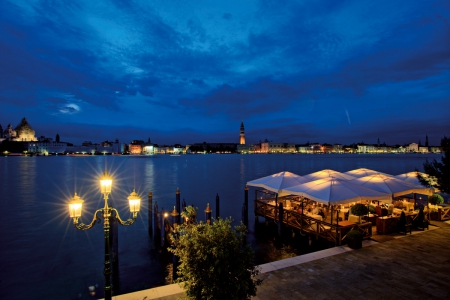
[[248, 169, 448, 246]]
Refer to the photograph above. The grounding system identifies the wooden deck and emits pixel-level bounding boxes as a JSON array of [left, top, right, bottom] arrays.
[[254, 199, 372, 246]]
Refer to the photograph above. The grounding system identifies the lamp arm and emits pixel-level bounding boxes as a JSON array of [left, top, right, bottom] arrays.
[[111, 208, 137, 226], [74, 209, 103, 230]]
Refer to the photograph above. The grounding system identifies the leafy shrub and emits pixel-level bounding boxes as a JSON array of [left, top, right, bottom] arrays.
[[346, 230, 363, 240], [350, 204, 369, 216], [170, 216, 262, 300], [428, 194, 444, 205]]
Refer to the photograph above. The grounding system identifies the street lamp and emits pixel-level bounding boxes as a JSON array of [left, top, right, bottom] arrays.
[[67, 170, 141, 300]]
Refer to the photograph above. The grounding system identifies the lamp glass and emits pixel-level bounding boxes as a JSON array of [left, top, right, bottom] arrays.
[[127, 189, 141, 213], [100, 171, 112, 194], [68, 193, 84, 218]]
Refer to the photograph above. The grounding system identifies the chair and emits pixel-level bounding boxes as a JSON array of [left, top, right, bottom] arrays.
[[375, 206, 382, 217], [397, 212, 412, 235]]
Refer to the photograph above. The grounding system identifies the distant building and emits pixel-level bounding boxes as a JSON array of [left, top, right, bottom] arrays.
[[142, 138, 154, 155], [255, 140, 295, 153], [239, 122, 245, 145], [407, 143, 419, 152], [333, 144, 343, 153], [322, 143, 333, 153], [28, 136, 67, 155], [97, 139, 122, 154], [2, 118, 37, 142], [419, 146, 429, 153], [129, 140, 145, 154]]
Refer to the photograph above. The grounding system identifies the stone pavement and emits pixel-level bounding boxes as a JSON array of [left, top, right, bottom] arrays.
[[254, 221, 450, 300], [111, 221, 450, 300]]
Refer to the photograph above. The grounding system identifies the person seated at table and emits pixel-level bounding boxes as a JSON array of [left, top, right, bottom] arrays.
[[387, 204, 394, 216], [312, 205, 319, 215], [318, 208, 325, 218]]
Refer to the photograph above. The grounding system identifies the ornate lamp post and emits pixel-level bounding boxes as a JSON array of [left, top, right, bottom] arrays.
[[67, 171, 141, 300]]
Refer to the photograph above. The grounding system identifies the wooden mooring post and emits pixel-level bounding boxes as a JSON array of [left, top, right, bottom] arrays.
[[216, 193, 220, 219], [176, 188, 181, 224], [148, 190, 153, 236]]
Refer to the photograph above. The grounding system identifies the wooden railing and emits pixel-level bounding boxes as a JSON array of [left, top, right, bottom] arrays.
[[255, 199, 372, 246]]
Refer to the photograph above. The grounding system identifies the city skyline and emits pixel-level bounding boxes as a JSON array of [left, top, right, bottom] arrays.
[[0, 1, 449, 145]]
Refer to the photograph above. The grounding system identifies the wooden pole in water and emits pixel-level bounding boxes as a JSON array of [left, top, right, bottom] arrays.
[[153, 202, 158, 240], [172, 239, 178, 281], [215, 193, 220, 219], [161, 208, 166, 247], [148, 190, 153, 236], [176, 188, 181, 224], [181, 199, 186, 223], [205, 203, 212, 224]]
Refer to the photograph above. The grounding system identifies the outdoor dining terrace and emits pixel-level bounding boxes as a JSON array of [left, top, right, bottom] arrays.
[[254, 191, 373, 246]]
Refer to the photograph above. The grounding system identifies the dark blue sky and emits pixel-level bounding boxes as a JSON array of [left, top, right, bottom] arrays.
[[1, 1, 449, 146]]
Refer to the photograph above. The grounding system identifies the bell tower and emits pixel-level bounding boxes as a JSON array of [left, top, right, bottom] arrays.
[[239, 122, 245, 145]]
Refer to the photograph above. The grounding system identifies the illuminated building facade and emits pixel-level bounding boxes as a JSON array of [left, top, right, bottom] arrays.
[[3, 118, 37, 141], [239, 122, 245, 145]]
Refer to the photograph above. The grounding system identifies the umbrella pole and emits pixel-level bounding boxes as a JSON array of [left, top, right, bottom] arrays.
[[336, 208, 339, 246], [331, 205, 333, 225]]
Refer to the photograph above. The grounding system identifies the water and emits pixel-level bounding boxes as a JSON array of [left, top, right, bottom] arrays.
[[0, 153, 438, 299]]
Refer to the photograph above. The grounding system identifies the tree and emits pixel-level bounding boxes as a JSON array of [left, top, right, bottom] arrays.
[[350, 203, 369, 223], [428, 194, 444, 205], [169, 214, 262, 300], [418, 136, 450, 194]]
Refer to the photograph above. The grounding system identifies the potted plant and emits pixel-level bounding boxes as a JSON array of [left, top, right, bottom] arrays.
[[346, 230, 363, 249], [350, 204, 369, 223], [428, 194, 444, 205]]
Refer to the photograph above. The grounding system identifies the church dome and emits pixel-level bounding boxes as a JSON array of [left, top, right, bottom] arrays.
[[14, 117, 36, 140]]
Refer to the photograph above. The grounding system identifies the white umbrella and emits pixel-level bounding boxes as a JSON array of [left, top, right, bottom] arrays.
[[344, 168, 393, 178], [395, 171, 438, 191], [280, 177, 392, 205], [247, 171, 310, 196], [351, 173, 434, 197], [303, 169, 356, 181]]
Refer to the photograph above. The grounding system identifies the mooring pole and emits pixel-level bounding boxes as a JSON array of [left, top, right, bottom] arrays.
[[153, 202, 158, 240], [172, 236, 178, 281], [216, 193, 220, 219], [148, 190, 153, 236], [176, 188, 181, 224], [205, 203, 212, 224], [181, 199, 186, 223], [171, 206, 179, 228], [161, 208, 166, 247]]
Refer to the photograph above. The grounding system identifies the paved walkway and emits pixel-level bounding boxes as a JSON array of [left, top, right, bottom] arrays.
[[111, 221, 450, 300], [255, 221, 450, 300]]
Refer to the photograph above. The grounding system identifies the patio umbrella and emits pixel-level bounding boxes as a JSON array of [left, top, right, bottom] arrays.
[[351, 173, 434, 197], [395, 172, 438, 192], [344, 168, 393, 178], [279, 177, 392, 205], [247, 171, 310, 196], [303, 169, 356, 181]]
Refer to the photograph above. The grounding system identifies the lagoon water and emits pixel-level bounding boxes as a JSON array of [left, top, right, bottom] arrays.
[[0, 153, 438, 299]]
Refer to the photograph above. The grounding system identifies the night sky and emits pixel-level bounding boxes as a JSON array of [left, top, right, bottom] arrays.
[[1, 1, 449, 146]]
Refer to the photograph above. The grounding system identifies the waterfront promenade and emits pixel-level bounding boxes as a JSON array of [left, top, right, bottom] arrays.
[[112, 220, 450, 300]]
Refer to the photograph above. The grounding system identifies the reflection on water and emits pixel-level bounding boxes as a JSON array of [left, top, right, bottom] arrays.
[[0, 154, 439, 299]]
